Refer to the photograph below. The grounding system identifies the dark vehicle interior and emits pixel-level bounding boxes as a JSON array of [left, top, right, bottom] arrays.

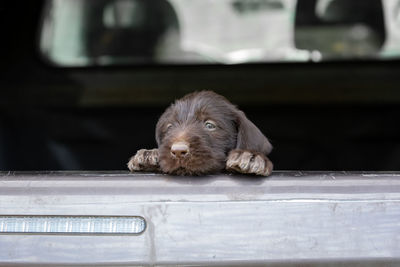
[[1, 0, 400, 172]]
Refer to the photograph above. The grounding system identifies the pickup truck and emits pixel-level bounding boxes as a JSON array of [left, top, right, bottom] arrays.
[[1, 0, 400, 266]]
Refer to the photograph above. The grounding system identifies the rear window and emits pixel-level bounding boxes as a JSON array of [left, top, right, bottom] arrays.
[[39, 0, 400, 66]]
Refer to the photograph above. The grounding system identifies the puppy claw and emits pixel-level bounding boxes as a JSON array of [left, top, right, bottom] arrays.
[[238, 151, 252, 172], [128, 149, 160, 172], [226, 149, 273, 176], [250, 155, 262, 174]]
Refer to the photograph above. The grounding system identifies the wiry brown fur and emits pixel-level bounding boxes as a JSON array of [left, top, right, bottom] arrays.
[[128, 91, 273, 176]]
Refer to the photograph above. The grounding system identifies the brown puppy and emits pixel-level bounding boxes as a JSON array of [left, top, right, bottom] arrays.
[[128, 91, 273, 176]]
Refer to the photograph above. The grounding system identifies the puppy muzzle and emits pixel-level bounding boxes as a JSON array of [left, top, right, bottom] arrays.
[[170, 141, 190, 158]]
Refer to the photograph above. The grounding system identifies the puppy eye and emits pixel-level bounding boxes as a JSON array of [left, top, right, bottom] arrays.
[[204, 120, 216, 130], [166, 123, 173, 130]]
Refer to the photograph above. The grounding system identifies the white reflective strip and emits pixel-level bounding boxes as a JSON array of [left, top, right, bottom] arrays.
[[0, 216, 146, 235]]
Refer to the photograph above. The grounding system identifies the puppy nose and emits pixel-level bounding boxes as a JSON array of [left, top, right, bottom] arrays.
[[171, 142, 189, 158]]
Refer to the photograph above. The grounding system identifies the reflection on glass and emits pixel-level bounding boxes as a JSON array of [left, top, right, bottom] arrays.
[[39, 0, 398, 66]]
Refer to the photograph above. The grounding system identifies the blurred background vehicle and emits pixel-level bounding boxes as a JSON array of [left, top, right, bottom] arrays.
[[1, 0, 400, 171]]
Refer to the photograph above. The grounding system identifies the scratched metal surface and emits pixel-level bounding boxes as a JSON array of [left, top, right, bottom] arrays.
[[0, 171, 400, 266]]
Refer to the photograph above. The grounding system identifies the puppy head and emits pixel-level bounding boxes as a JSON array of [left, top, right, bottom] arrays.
[[155, 91, 272, 175]]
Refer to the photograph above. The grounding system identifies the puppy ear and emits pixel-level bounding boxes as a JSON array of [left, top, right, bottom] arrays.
[[235, 110, 272, 155], [155, 106, 173, 146]]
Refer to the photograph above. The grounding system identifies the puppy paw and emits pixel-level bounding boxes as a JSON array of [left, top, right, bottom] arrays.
[[128, 149, 160, 172], [226, 149, 273, 176]]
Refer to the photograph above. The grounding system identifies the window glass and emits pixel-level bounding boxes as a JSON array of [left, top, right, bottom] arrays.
[[39, 0, 400, 66]]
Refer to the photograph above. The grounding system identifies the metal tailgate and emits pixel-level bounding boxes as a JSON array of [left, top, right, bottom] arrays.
[[0, 171, 400, 266]]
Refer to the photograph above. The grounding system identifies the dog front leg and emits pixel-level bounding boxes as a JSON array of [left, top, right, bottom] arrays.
[[128, 149, 160, 172], [226, 149, 273, 176]]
